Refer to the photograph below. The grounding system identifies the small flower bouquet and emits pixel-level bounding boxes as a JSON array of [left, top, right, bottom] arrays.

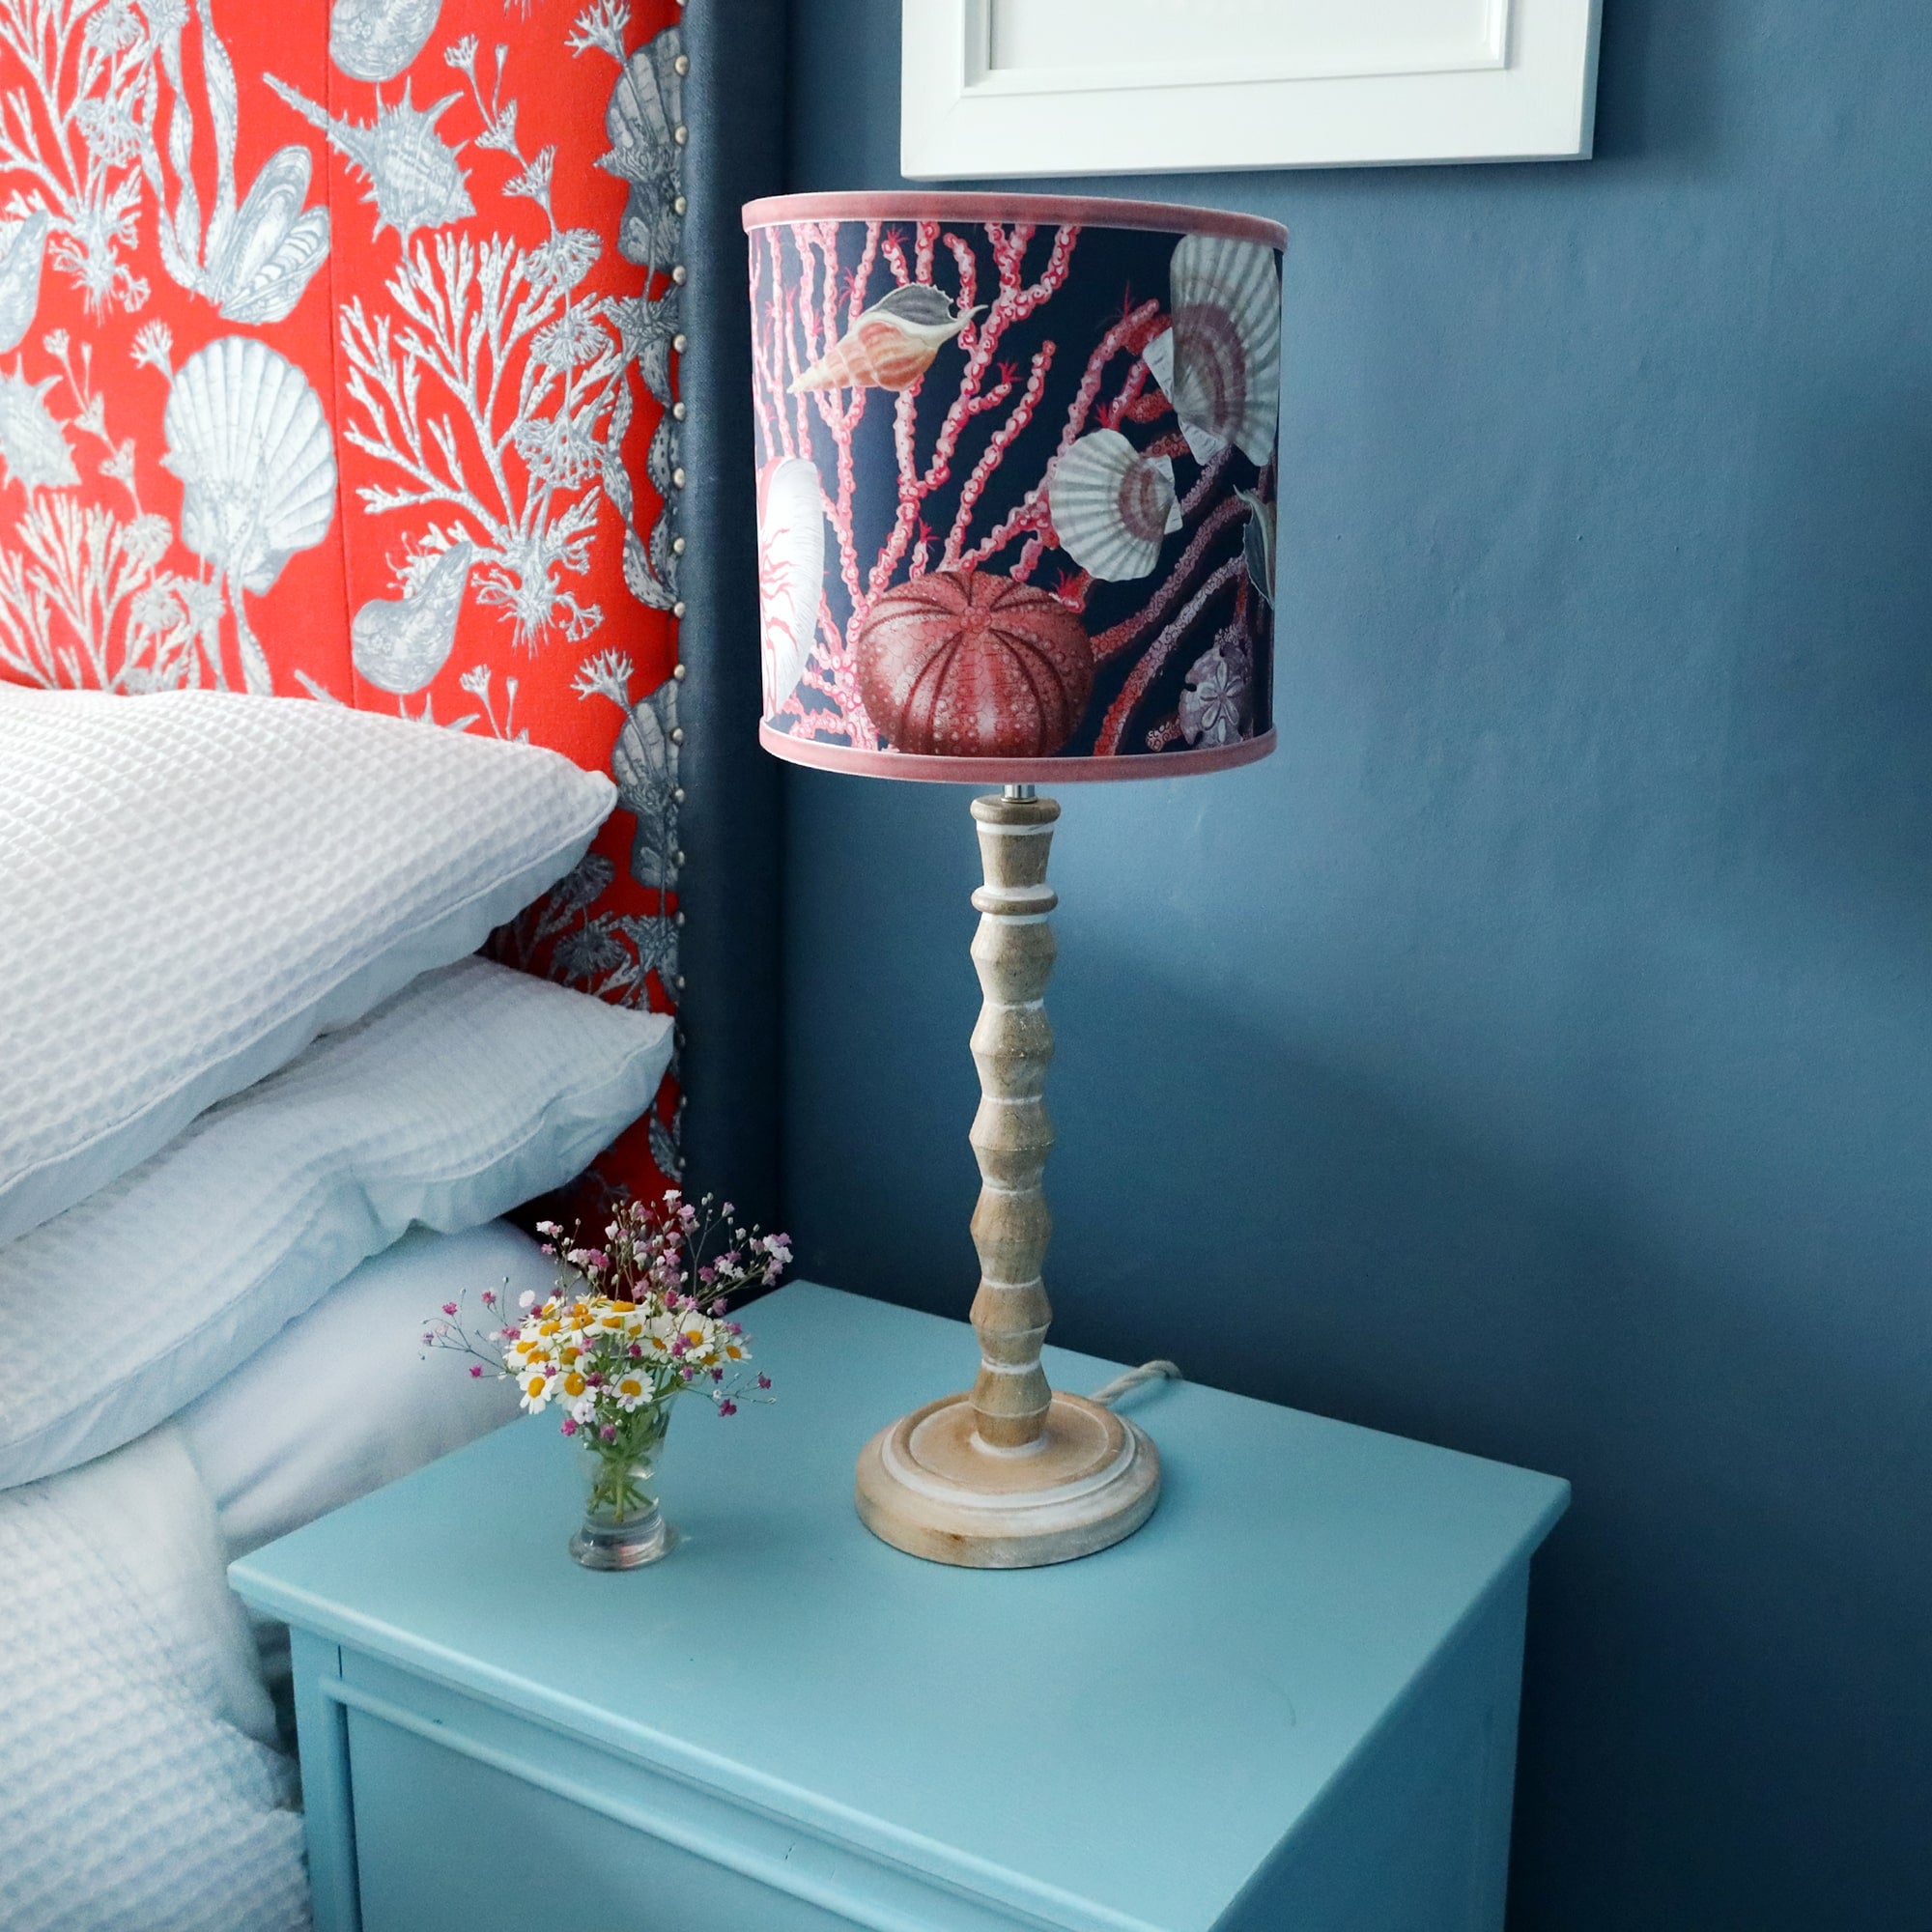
[[426, 1189, 789, 1568]]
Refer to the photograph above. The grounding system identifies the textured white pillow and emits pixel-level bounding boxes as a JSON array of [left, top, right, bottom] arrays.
[[180, 1222, 546, 1561], [0, 687, 616, 1243], [0, 957, 672, 1490]]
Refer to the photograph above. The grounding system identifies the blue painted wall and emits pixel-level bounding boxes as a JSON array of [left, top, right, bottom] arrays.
[[777, 4, 1932, 1925]]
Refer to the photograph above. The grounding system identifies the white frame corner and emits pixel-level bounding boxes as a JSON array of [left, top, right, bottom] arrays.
[[901, 0, 1604, 180]]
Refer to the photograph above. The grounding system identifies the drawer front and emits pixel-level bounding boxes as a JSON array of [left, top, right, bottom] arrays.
[[327, 1654, 1054, 1932], [348, 1705, 853, 1932]]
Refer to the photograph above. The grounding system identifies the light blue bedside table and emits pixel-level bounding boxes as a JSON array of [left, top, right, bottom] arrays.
[[231, 1283, 1567, 1932]]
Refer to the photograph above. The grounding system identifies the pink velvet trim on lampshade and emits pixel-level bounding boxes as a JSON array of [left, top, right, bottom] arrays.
[[745, 191, 1285, 784]]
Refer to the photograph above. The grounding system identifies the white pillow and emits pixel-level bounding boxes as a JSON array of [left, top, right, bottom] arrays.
[[0, 687, 616, 1244], [180, 1222, 546, 1561], [0, 957, 672, 1490]]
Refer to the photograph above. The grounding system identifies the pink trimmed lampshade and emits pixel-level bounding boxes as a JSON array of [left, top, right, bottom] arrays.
[[737, 192, 1287, 1571], [742, 192, 1285, 784]]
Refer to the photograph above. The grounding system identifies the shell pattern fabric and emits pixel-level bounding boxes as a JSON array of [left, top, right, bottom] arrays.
[[0, 0, 691, 1204], [750, 210, 1283, 767]]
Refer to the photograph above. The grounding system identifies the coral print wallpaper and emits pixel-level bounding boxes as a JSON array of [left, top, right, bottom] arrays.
[[0, 0, 689, 1197], [744, 194, 1284, 781]]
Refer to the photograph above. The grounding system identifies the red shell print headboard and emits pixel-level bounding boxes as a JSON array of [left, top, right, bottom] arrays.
[[0, 0, 692, 1202]]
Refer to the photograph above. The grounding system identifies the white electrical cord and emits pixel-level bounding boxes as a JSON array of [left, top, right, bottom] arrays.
[[1087, 1359, 1181, 1408]]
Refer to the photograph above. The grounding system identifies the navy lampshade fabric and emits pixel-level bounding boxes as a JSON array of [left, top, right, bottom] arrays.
[[743, 192, 1285, 783]]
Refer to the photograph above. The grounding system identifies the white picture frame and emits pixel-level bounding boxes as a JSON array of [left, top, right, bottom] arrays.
[[901, 0, 1604, 179]]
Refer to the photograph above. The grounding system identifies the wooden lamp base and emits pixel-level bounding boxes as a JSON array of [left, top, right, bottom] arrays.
[[854, 788, 1162, 1570], [857, 1391, 1160, 1569]]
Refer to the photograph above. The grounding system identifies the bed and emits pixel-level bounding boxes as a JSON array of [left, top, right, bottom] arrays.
[[0, 1224, 550, 1932], [0, 0, 784, 1922]]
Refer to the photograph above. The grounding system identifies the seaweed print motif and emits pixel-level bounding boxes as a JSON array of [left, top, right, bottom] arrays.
[[570, 0, 681, 615], [493, 647, 681, 1022], [143, 2, 330, 321], [335, 36, 626, 647], [0, 325, 223, 690], [0, 0, 154, 314]]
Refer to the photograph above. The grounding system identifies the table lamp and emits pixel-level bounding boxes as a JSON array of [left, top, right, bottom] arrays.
[[743, 191, 1283, 1567]]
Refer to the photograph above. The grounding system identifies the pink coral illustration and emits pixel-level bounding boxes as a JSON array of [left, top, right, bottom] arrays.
[[748, 207, 1279, 763]]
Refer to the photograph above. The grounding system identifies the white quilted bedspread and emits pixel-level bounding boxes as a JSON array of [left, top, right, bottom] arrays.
[[0, 1425, 309, 1932]]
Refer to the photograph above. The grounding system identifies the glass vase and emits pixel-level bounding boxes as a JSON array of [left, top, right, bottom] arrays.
[[569, 1401, 676, 1570]]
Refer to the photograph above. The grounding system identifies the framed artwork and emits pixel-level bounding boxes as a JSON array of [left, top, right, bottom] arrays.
[[901, 0, 1603, 178]]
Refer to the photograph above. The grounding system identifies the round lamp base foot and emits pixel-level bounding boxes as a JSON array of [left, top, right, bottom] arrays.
[[855, 1390, 1160, 1569]]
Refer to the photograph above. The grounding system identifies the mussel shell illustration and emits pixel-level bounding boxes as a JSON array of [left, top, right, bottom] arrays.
[[602, 27, 683, 269], [0, 371, 76, 493], [1048, 428, 1182, 582], [755, 456, 823, 716], [351, 540, 472, 694], [329, 0, 442, 82], [1145, 233, 1281, 466], [0, 211, 49, 356], [163, 336, 336, 595], [210, 147, 330, 326]]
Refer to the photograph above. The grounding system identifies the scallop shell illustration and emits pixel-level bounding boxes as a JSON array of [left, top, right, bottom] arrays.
[[329, 0, 442, 82], [1143, 233, 1281, 466], [755, 456, 823, 716], [0, 212, 49, 355], [267, 76, 472, 245], [600, 27, 683, 270], [207, 147, 330, 326], [352, 541, 472, 694], [0, 369, 76, 494], [1048, 429, 1182, 582], [163, 336, 336, 596]]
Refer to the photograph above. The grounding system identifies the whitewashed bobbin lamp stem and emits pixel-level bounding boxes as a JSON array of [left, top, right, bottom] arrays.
[[744, 190, 1286, 1568], [854, 786, 1160, 1566]]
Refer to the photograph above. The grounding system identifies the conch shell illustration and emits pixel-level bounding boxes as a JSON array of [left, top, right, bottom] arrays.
[[198, 147, 331, 326], [0, 369, 76, 494], [1048, 429, 1182, 582], [267, 77, 473, 245], [0, 213, 49, 355], [329, 0, 443, 83], [789, 284, 980, 393], [163, 337, 337, 693], [352, 541, 473, 695], [755, 456, 823, 716], [1143, 233, 1281, 466], [600, 26, 684, 271]]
